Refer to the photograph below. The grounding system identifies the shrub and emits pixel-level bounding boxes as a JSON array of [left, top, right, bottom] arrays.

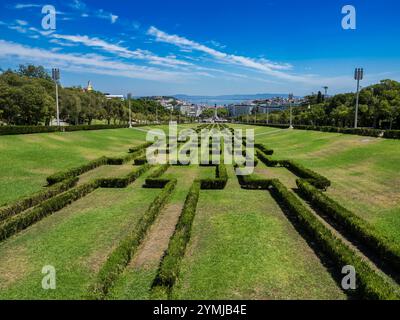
[[0, 177, 78, 223], [279, 160, 331, 190], [256, 150, 280, 167], [144, 164, 171, 188], [134, 156, 147, 165], [269, 179, 400, 300], [96, 164, 150, 188], [200, 163, 228, 189], [254, 143, 274, 155], [0, 181, 99, 242], [383, 130, 400, 139], [297, 179, 400, 274], [0, 124, 132, 136], [89, 179, 177, 299], [128, 142, 152, 153], [46, 157, 108, 185], [152, 180, 200, 294]]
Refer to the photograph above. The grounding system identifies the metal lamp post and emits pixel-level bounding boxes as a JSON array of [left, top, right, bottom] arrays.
[[51, 68, 60, 126], [354, 68, 364, 128], [289, 93, 294, 129], [127, 93, 132, 128]]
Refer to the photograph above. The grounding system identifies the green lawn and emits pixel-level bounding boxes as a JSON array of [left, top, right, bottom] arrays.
[[0, 123, 398, 300], [232, 124, 400, 243]]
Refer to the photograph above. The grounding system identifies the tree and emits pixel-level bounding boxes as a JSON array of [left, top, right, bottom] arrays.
[[17, 64, 52, 81]]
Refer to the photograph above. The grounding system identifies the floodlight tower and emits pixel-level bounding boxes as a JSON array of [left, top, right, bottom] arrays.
[[127, 93, 132, 128], [354, 68, 364, 128], [323, 86, 328, 97], [51, 68, 60, 126]]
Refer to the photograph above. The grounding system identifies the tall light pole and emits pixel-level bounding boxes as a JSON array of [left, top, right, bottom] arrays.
[[289, 93, 294, 129], [354, 68, 364, 128], [127, 93, 132, 128], [266, 107, 269, 124], [52, 68, 60, 126]]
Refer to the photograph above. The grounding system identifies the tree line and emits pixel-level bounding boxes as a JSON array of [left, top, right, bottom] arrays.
[[237, 79, 400, 130], [0, 65, 183, 126]]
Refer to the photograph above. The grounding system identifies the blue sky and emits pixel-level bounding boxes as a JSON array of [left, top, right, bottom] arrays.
[[0, 0, 399, 96]]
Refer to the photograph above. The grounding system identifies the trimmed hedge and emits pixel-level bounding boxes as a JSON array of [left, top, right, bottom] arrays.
[[269, 179, 400, 300], [279, 160, 331, 190], [46, 142, 150, 184], [238, 122, 400, 140], [0, 181, 99, 242], [47, 156, 108, 185], [96, 164, 150, 188], [0, 177, 78, 223], [0, 124, 130, 136], [144, 164, 171, 188], [297, 179, 400, 274], [384, 130, 400, 139], [134, 156, 148, 165], [128, 142, 152, 153], [152, 180, 200, 295], [89, 179, 177, 300], [254, 143, 274, 155], [200, 163, 228, 189], [256, 150, 280, 167]]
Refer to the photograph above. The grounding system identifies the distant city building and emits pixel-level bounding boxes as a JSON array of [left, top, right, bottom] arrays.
[[105, 94, 125, 100]]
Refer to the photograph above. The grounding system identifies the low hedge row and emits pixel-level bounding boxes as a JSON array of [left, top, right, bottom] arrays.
[[384, 130, 400, 139], [0, 124, 130, 136], [0, 177, 78, 223], [144, 164, 171, 188], [256, 150, 280, 167], [280, 160, 331, 190], [47, 157, 108, 185], [47, 142, 150, 184], [89, 179, 177, 299], [254, 143, 274, 155], [237, 122, 400, 140], [134, 156, 148, 165], [200, 163, 228, 189], [128, 142, 152, 153], [237, 174, 271, 190], [269, 179, 400, 300], [152, 180, 200, 296], [96, 164, 150, 188], [0, 181, 99, 242], [297, 179, 400, 274]]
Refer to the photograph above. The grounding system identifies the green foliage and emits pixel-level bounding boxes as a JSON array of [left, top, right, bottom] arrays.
[[0, 177, 78, 223], [297, 179, 400, 273], [46, 142, 150, 185], [269, 179, 400, 300], [96, 164, 150, 188], [144, 164, 171, 188], [89, 179, 177, 299], [254, 143, 274, 155], [279, 160, 331, 190], [0, 181, 99, 242], [152, 180, 200, 295], [200, 163, 228, 189]]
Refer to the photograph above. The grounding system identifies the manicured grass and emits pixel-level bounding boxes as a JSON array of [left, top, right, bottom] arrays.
[[234, 124, 400, 243], [1, 123, 399, 300], [172, 166, 346, 299], [0, 173, 161, 299], [109, 166, 203, 300]]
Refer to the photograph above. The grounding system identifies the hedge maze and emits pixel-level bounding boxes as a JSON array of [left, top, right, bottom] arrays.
[[0, 123, 399, 300]]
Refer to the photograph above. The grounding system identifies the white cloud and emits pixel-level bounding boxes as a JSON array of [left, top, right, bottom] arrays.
[[146, 26, 313, 83], [0, 40, 190, 82], [51, 33, 193, 68], [110, 14, 118, 24], [14, 4, 42, 9], [15, 19, 28, 26]]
